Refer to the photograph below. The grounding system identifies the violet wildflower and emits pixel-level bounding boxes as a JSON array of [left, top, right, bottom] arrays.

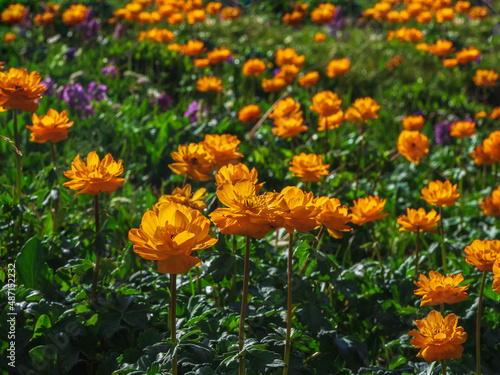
[[87, 81, 108, 102], [434, 120, 452, 145], [58, 83, 93, 118], [41, 77, 55, 96], [184, 100, 201, 123], [150, 93, 172, 112], [66, 48, 77, 61], [113, 23, 124, 39], [78, 8, 100, 40], [101, 64, 118, 77]]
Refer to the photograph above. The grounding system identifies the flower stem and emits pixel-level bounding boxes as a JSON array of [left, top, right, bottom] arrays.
[[90, 195, 101, 305], [414, 229, 420, 281], [441, 359, 447, 375], [494, 162, 498, 188], [13, 109, 22, 203], [170, 273, 178, 375], [476, 270, 486, 375], [438, 206, 448, 275], [50, 141, 57, 170], [369, 223, 384, 275], [283, 232, 294, 375], [231, 234, 237, 303], [239, 236, 251, 375], [459, 140, 464, 229]]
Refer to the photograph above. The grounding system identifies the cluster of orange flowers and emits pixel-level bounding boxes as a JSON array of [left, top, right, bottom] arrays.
[[282, 2, 336, 26], [62, 4, 88, 26], [387, 27, 423, 42], [470, 130, 500, 167], [417, 42, 480, 67], [269, 97, 307, 138], [1, 4, 26, 25], [138, 27, 175, 42], [473, 69, 498, 87], [34, 4, 60, 27]]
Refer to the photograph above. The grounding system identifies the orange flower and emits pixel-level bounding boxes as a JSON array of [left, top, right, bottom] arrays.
[[207, 46, 231, 64], [187, 9, 206, 24], [220, 6, 240, 20], [202, 134, 243, 169], [469, 6, 489, 20], [409, 311, 467, 363], [402, 115, 425, 131], [193, 58, 210, 68], [272, 116, 307, 138], [416, 43, 431, 52], [261, 76, 287, 93], [167, 43, 184, 53], [455, 46, 480, 64], [314, 32, 327, 43], [269, 97, 301, 121], [155, 184, 207, 211], [314, 196, 351, 238], [1, 4, 26, 25], [282, 11, 303, 26], [387, 27, 423, 42], [294, 2, 309, 14], [62, 4, 88, 26], [63, 151, 125, 196], [492, 255, 500, 294], [429, 39, 454, 57], [183, 40, 205, 56], [397, 130, 429, 165], [442, 58, 458, 68], [464, 239, 500, 272], [473, 69, 498, 87], [238, 104, 261, 123], [346, 97, 380, 123], [490, 107, 500, 119], [298, 71, 319, 87], [138, 28, 174, 43], [206, 2, 222, 15], [479, 188, 500, 217], [129, 202, 217, 274], [326, 58, 350, 78], [289, 153, 329, 182], [414, 271, 469, 306], [416, 11, 432, 23], [386, 56, 403, 69], [435, 7, 455, 23], [168, 143, 215, 181], [397, 207, 440, 233], [310, 91, 342, 117], [196, 76, 222, 93], [3, 33, 16, 43], [275, 47, 305, 67], [317, 111, 344, 131], [421, 180, 459, 207], [454, 1, 471, 14], [26, 109, 73, 144], [168, 13, 184, 25], [310, 3, 336, 24], [278, 186, 319, 234], [214, 163, 263, 190], [276, 64, 299, 84], [34, 12, 55, 27], [475, 111, 488, 119], [349, 196, 389, 226], [450, 120, 475, 139], [209, 180, 284, 239], [242, 59, 266, 77], [0, 68, 46, 112], [483, 130, 500, 163]]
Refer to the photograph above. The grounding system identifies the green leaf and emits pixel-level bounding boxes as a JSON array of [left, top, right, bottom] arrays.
[[16, 237, 53, 292], [33, 314, 52, 339]]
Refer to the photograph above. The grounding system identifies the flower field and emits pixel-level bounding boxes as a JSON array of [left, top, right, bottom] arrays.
[[2, 0, 500, 374]]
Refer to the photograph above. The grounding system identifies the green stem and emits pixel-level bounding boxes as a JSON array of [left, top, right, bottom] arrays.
[[476, 271, 486, 375], [459, 140, 464, 229], [13, 109, 21, 203], [238, 236, 251, 375], [283, 232, 294, 375], [370, 223, 384, 275], [441, 359, 447, 375], [438, 206, 448, 274], [90, 195, 101, 305], [299, 226, 324, 278], [231, 234, 237, 303], [171, 273, 178, 375], [414, 229, 420, 281]]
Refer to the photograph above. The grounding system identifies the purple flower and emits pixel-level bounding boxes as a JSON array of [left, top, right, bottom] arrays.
[[101, 64, 118, 77], [329, 7, 344, 34], [113, 23, 124, 39], [78, 8, 100, 40], [87, 81, 108, 102], [434, 120, 452, 145], [150, 93, 172, 112], [184, 100, 200, 124], [66, 48, 77, 61], [41, 77, 55, 96], [58, 83, 93, 118]]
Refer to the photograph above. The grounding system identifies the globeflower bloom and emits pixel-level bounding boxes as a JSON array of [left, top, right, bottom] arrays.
[[214, 163, 263, 190], [493, 256, 500, 294], [310, 91, 342, 117], [414, 271, 469, 306], [242, 59, 266, 77], [182, 40, 205, 56], [314, 32, 326, 43], [202, 134, 243, 169], [289, 153, 329, 182], [168, 143, 215, 181], [0, 68, 46, 112], [450, 120, 475, 139], [282, 11, 303, 26], [196, 76, 222, 93], [298, 71, 319, 87], [3, 33, 16, 43], [63, 151, 125, 196], [62, 4, 88, 26], [206, 2, 222, 15], [26, 109, 74, 144], [317, 111, 344, 131], [456, 46, 480, 64], [314, 196, 351, 238], [483, 131, 500, 163], [429, 40, 454, 57], [220, 6, 240, 20], [402, 115, 425, 131], [409, 310, 467, 363], [470, 144, 495, 166], [261, 76, 287, 92], [310, 3, 336, 24], [473, 70, 498, 87], [397, 208, 440, 233], [209, 180, 284, 239], [275, 47, 305, 67], [1, 4, 26, 25], [326, 58, 350, 78], [345, 97, 380, 123], [479, 188, 500, 216], [272, 116, 307, 138], [464, 239, 500, 272], [155, 184, 207, 211], [349, 196, 389, 226], [469, 6, 489, 20], [238, 104, 261, 123], [421, 180, 460, 207], [207, 46, 231, 64], [397, 130, 429, 165], [129, 202, 217, 274], [279, 186, 319, 234]]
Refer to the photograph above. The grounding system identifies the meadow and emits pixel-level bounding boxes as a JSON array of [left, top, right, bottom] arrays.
[[1, 0, 500, 374]]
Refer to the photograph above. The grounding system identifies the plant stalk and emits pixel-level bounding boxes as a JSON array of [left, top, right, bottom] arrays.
[[238, 236, 251, 375], [414, 229, 420, 281], [369, 223, 384, 274], [283, 232, 294, 375], [438, 206, 448, 274], [171, 273, 178, 375], [476, 270, 486, 375], [441, 359, 447, 375], [90, 195, 101, 304]]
